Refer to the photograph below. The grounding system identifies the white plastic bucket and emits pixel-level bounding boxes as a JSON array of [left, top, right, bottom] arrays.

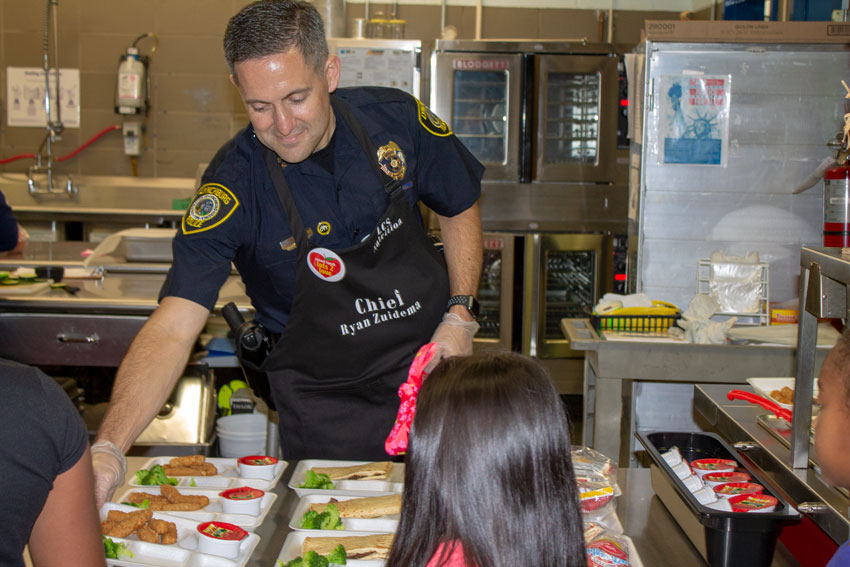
[[216, 413, 267, 434], [217, 431, 266, 458], [216, 413, 267, 458]]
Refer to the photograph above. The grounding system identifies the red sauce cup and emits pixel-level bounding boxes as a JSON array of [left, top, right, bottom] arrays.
[[197, 520, 248, 558]]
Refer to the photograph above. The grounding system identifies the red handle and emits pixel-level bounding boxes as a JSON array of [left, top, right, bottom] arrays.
[[727, 389, 793, 422]]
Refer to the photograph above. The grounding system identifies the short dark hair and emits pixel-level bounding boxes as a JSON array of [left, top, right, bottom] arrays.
[[385, 352, 586, 567], [223, 0, 328, 76]]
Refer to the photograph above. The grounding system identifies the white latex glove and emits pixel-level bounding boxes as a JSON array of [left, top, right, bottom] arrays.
[[425, 312, 480, 372], [91, 440, 127, 509]]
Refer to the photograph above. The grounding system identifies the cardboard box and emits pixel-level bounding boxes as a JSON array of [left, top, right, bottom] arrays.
[[644, 20, 850, 44]]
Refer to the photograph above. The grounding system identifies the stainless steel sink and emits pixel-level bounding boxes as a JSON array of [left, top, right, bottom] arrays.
[[0, 173, 195, 215]]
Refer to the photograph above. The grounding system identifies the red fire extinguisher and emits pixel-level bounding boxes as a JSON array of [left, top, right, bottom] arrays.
[[823, 162, 850, 247]]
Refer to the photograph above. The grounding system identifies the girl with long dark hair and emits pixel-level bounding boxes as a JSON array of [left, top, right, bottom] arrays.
[[384, 352, 586, 567]]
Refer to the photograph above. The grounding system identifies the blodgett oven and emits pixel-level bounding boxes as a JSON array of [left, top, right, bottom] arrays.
[[430, 40, 620, 183]]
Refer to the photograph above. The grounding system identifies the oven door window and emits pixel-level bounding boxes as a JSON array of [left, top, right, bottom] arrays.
[[478, 248, 503, 340], [544, 72, 601, 166], [545, 249, 596, 340], [452, 70, 508, 165]]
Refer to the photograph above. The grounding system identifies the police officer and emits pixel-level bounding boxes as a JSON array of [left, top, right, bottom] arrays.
[[91, 0, 483, 506]]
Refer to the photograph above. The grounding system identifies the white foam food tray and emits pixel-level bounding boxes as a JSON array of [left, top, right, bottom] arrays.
[[276, 530, 391, 567], [288, 460, 404, 498], [276, 529, 644, 567], [746, 377, 820, 411], [289, 494, 400, 533], [101, 502, 260, 567], [114, 487, 278, 532], [130, 457, 288, 491]]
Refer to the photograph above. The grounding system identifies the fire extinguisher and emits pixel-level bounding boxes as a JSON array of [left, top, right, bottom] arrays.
[[114, 46, 148, 115], [824, 162, 850, 247]]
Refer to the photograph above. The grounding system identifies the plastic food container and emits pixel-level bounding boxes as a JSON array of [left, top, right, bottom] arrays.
[[637, 431, 799, 567], [219, 486, 264, 515], [703, 471, 752, 488], [690, 458, 737, 478], [713, 482, 764, 499], [729, 494, 778, 513], [196, 520, 249, 558], [237, 455, 279, 480]]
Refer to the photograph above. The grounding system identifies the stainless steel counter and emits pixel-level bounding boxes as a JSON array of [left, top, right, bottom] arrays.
[[694, 383, 849, 547], [117, 458, 798, 566], [561, 318, 830, 468], [0, 264, 251, 366]]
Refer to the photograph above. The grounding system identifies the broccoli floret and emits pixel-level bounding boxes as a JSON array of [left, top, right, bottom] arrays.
[[327, 544, 347, 565], [300, 470, 334, 490], [319, 503, 343, 531], [299, 510, 320, 529], [279, 557, 305, 567], [134, 464, 177, 486], [103, 536, 134, 559], [304, 551, 330, 567]]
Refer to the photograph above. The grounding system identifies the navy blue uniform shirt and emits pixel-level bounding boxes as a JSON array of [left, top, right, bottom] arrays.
[[161, 87, 483, 332], [0, 190, 18, 252]]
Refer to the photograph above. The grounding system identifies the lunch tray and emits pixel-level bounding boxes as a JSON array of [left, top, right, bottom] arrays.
[[276, 530, 645, 567], [130, 457, 288, 491], [277, 531, 391, 567], [636, 431, 799, 567], [114, 487, 278, 532], [289, 494, 400, 534], [289, 459, 404, 498], [101, 502, 260, 567]]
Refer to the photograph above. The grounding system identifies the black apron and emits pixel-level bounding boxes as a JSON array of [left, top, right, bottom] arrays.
[[259, 97, 449, 460]]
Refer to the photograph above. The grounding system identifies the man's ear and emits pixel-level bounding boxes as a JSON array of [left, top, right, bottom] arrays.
[[229, 73, 239, 87], [325, 55, 341, 93]]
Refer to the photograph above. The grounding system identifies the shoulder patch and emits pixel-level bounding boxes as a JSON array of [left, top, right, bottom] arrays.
[[182, 183, 240, 235], [415, 98, 452, 137]]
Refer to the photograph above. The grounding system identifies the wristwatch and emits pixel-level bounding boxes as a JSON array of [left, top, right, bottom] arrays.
[[447, 295, 480, 319]]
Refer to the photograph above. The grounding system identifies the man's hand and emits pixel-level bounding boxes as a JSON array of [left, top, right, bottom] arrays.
[[91, 440, 126, 509], [425, 312, 479, 372]]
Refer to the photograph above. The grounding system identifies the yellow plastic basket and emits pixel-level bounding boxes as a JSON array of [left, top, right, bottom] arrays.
[[591, 301, 681, 333]]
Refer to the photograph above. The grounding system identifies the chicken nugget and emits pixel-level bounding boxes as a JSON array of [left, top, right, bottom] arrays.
[[168, 454, 205, 467], [148, 518, 170, 535], [105, 509, 152, 538], [137, 523, 160, 543], [160, 483, 182, 503], [101, 520, 117, 534], [198, 462, 218, 476], [128, 491, 159, 502], [106, 509, 129, 522], [144, 497, 172, 510], [162, 522, 178, 545]]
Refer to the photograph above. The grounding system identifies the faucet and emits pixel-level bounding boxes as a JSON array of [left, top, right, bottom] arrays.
[[28, 0, 76, 197]]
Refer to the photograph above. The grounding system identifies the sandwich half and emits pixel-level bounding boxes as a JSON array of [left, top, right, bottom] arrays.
[[302, 533, 395, 560], [310, 461, 393, 480], [309, 494, 401, 518]]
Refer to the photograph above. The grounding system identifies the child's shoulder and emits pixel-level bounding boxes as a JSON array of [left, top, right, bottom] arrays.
[[828, 540, 850, 567]]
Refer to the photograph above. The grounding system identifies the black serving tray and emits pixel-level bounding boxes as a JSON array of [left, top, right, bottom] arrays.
[[636, 431, 800, 567]]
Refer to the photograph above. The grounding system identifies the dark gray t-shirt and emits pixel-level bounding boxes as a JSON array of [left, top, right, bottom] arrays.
[[0, 359, 88, 566]]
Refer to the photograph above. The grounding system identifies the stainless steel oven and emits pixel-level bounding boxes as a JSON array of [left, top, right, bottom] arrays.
[[430, 40, 619, 184], [474, 232, 515, 353], [522, 233, 614, 361]]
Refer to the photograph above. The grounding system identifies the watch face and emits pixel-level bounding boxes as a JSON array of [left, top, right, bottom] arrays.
[[449, 295, 479, 318]]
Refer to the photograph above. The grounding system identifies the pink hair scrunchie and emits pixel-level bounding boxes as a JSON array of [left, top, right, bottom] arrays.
[[385, 342, 439, 456]]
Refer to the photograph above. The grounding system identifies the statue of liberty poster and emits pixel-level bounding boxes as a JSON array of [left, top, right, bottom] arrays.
[[659, 74, 731, 166]]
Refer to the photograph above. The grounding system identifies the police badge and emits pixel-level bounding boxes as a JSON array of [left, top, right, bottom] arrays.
[[377, 141, 407, 181]]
